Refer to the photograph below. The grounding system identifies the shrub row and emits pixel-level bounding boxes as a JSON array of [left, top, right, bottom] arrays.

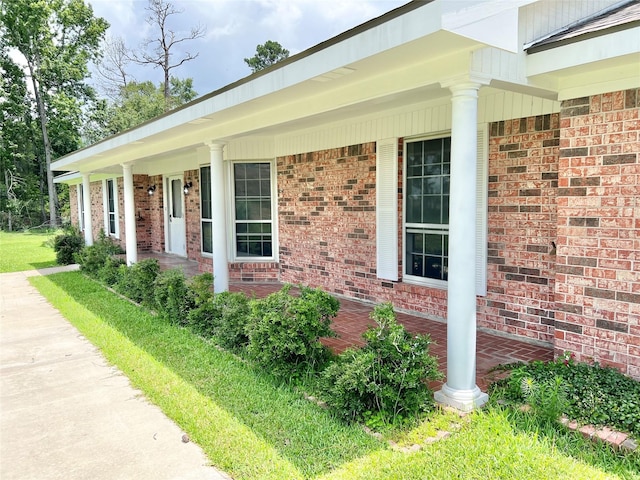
[[74, 244, 442, 426]]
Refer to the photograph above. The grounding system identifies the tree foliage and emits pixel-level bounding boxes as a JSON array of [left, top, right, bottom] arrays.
[[244, 40, 290, 73], [0, 0, 108, 228], [83, 77, 197, 143]]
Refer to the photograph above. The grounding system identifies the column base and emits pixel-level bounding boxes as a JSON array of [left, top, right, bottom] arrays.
[[434, 383, 488, 412]]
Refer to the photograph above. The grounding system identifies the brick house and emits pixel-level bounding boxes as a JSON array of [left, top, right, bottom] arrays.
[[53, 0, 640, 409]]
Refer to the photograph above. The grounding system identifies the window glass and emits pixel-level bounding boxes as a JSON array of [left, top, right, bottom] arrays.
[[404, 137, 450, 282], [234, 162, 273, 258], [200, 166, 212, 254], [106, 179, 116, 235]]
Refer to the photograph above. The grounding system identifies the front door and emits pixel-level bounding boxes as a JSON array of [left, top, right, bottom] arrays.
[[166, 175, 186, 256]]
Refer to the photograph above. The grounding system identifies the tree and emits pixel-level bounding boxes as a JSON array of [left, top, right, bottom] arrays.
[[95, 35, 132, 100], [0, 0, 108, 227], [84, 77, 198, 142], [244, 40, 290, 73], [132, 0, 204, 111]]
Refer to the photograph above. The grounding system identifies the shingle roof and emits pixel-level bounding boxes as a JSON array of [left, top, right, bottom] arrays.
[[527, 0, 640, 53]]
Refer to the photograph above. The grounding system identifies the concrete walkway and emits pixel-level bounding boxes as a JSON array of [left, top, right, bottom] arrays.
[[0, 266, 230, 480]]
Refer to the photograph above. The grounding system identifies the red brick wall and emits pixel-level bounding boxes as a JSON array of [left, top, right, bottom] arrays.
[[146, 175, 164, 253], [478, 114, 560, 344], [277, 143, 448, 319], [133, 174, 152, 251], [555, 89, 640, 379], [69, 186, 79, 227]]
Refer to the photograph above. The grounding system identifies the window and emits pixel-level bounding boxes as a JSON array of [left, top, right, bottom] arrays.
[[77, 184, 84, 232], [404, 136, 450, 284], [200, 166, 212, 254], [104, 178, 119, 237], [232, 162, 273, 259]]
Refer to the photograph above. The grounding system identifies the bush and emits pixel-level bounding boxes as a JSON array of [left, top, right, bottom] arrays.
[[74, 230, 123, 276], [115, 258, 160, 306], [246, 284, 339, 379], [188, 273, 214, 306], [154, 269, 193, 325], [189, 291, 251, 351], [53, 228, 84, 265], [322, 302, 442, 425], [98, 255, 126, 286], [490, 356, 640, 436]]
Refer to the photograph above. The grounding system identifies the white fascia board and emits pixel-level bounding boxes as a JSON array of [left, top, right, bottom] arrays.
[[51, 2, 444, 173], [53, 171, 119, 185], [442, 0, 536, 53], [557, 61, 640, 100], [53, 171, 81, 185], [527, 27, 640, 77]]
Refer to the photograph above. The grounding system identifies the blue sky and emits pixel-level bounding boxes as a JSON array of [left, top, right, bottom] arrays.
[[88, 0, 408, 98]]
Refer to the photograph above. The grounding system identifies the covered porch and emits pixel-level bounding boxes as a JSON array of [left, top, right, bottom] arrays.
[[143, 252, 553, 391]]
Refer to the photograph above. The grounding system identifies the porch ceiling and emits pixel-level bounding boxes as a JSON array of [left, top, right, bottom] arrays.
[[55, 34, 485, 176]]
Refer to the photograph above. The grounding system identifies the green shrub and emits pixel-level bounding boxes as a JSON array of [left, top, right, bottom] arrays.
[[74, 230, 123, 276], [189, 291, 251, 351], [98, 255, 126, 286], [188, 273, 214, 306], [322, 302, 442, 425], [53, 228, 84, 265], [490, 356, 640, 436], [115, 258, 160, 306], [246, 284, 339, 379], [154, 269, 193, 325]]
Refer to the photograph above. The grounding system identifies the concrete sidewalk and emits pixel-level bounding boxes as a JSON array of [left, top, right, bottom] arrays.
[[0, 266, 231, 480]]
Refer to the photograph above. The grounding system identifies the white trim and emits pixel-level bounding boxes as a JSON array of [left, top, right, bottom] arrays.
[[400, 127, 488, 294], [199, 165, 213, 257], [102, 178, 119, 238], [402, 132, 451, 290], [376, 138, 399, 281], [228, 159, 278, 263], [76, 184, 84, 232], [476, 123, 488, 296], [163, 174, 187, 257]]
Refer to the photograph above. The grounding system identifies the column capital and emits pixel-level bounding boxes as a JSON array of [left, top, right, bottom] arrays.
[[440, 73, 491, 92], [205, 141, 226, 153]]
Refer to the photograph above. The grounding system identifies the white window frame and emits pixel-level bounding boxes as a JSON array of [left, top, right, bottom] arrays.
[[102, 178, 120, 238], [199, 165, 213, 256], [382, 126, 487, 295], [402, 132, 451, 290], [76, 184, 84, 232], [228, 159, 278, 262]]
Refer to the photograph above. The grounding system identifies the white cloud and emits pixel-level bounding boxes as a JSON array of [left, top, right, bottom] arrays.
[[87, 0, 408, 95]]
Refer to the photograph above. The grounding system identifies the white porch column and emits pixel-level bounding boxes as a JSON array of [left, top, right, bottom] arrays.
[[81, 173, 93, 246], [208, 143, 229, 292], [434, 80, 488, 412], [122, 163, 137, 266]]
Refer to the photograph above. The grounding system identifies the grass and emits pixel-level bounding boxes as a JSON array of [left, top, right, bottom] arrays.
[[31, 270, 640, 480], [0, 230, 58, 272]]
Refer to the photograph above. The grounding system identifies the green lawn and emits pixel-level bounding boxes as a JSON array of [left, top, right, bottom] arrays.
[[31, 271, 640, 480], [0, 230, 58, 272]]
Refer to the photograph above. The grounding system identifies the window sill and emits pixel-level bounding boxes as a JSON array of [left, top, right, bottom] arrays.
[[402, 275, 447, 291]]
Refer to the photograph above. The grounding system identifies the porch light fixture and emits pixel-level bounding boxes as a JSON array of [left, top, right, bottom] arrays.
[[183, 182, 193, 195], [147, 185, 156, 195]]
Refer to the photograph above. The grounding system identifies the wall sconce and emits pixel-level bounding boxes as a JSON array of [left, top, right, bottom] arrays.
[[183, 181, 193, 195], [147, 185, 156, 196]]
